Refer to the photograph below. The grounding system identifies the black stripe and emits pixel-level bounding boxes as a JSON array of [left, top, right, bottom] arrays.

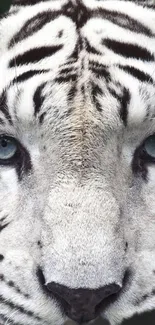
[[0, 223, 9, 232], [132, 141, 148, 180], [0, 92, 12, 125], [91, 82, 103, 112], [61, 59, 77, 67], [89, 61, 111, 81], [118, 65, 153, 83], [134, 293, 150, 306], [120, 88, 130, 126], [85, 39, 101, 55], [69, 43, 79, 61], [81, 84, 86, 99], [60, 67, 76, 74], [92, 8, 153, 37], [122, 0, 154, 4], [0, 295, 41, 321], [12, 69, 49, 84], [33, 83, 46, 116], [0, 255, 4, 261], [0, 314, 22, 325], [12, 0, 155, 40], [16, 145, 32, 181], [67, 84, 77, 103], [55, 74, 77, 83], [0, 216, 8, 222], [108, 87, 121, 102], [145, 4, 155, 9], [9, 45, 63, 67], [103, 39, 154, 61], [0, 274, 30, 298], [0, 217, 8, 233], [8, 281, 29, 298], [9, 11, 61, 48], [13, 0, 49, 5]]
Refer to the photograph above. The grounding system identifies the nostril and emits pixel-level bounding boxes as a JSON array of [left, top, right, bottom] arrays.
[[101, 283, 121, 298]]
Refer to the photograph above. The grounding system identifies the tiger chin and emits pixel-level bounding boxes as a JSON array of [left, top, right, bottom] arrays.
[[0, 0, 155, 325]]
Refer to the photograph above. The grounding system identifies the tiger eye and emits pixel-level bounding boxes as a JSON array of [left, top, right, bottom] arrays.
[[144, 135, 155, 158]]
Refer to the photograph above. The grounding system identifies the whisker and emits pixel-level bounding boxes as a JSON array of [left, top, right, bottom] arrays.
[[4, 309, 18, 325]]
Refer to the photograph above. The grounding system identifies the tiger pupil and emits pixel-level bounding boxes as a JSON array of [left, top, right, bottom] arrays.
[[1, 139, 8, 148]]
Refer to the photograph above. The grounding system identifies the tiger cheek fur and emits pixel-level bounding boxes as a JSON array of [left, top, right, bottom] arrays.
[[0, 0, 155, 324]]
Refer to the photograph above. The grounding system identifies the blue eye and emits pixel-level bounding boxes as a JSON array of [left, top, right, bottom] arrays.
[[144, 135, 155, 158], [0, 137, 17, 160]]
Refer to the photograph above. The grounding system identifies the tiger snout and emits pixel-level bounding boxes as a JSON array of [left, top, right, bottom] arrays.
[[38, 186, 127, 323]]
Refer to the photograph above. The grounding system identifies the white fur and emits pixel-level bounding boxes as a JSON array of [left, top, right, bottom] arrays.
[[0, 1, 155, 325]]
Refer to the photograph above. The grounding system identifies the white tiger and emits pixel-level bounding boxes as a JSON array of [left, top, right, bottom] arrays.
[[0, 0, 155, 324]]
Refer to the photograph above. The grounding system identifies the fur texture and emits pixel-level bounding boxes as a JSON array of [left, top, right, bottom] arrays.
[[0, 0, 155, 324]]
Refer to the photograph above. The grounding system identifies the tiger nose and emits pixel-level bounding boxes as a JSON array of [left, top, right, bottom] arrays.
[[46, 282, 121, 323]]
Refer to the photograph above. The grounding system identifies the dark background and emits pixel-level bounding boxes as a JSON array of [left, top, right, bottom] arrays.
[[0, 0, 12, 14], [95, 311, 155, 325], [0, 0, 154, 324]]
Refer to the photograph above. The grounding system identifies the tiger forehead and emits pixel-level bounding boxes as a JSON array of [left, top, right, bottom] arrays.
[[11, 78, 121, 132], [0, 0, 155, 129], [4, 69, 153, 136]]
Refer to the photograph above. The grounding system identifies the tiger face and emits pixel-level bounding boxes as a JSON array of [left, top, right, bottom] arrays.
[[0, 0, 155, 325]]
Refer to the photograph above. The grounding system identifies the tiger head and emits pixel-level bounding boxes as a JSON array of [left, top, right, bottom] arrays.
[[0, 0, 155, 325]]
